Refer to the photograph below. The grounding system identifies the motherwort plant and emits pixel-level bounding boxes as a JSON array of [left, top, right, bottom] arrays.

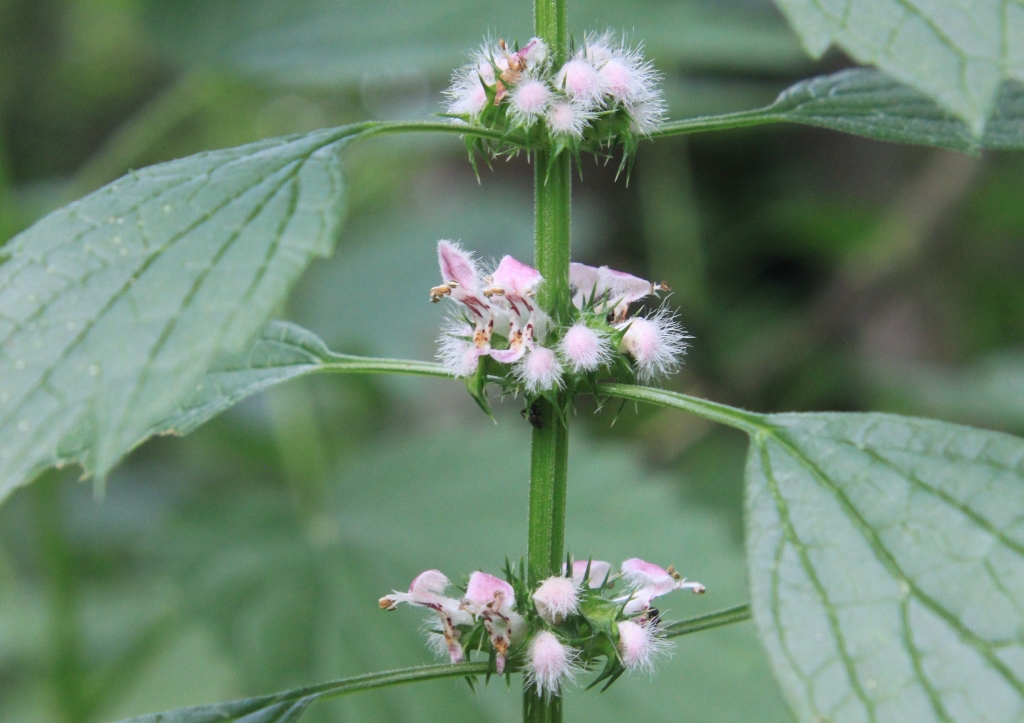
[[4, 0, 1022, 719]]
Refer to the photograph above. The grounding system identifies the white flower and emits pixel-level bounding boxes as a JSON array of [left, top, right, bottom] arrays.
[[617, 308, 690, 382], [379, 570, 474, 663], [599, 45, 661, 106], [532, 576, 581, 624], [557, 322, 611, 373], [526, 631, 578, 697]]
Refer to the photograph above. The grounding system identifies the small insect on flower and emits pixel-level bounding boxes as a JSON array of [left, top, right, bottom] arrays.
[[526, 630, 578, 697]]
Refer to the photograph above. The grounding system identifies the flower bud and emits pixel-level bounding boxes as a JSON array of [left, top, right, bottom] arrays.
[[555, 59, 603, 108], [509, 78, 552, 126], [558, 322, 610, 373], [617, 620, 666, 673], [515, 346, 564, 393], [532, 576, 580, 624], [526, 630, 576, 696], [619, 309, 688, 382]]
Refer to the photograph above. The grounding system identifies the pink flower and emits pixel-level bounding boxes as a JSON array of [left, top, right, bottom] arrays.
[[598, 46, 660, 106], [569, 262, 665, 321], [379, 570, 474, 663], [526, 630, 577, 696], [514, 346, 564, 394], [462, 572, 523, 673], [617, 308, 690, 382], [509, 77, 553, 126], [532, 576, 580, 624], [567, 559, 612, 588], [432, 241, 497, 376], [616, 619, 668, 673], [557, 322, 611, 373], [487, 255, 544, 364], [514, 37, 549, 69], [554, 58, 603, 109], [616, 558, 705, 617]]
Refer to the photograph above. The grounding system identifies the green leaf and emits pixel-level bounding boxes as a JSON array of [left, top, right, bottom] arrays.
[[141, 0, 807, 86], [598, 384, 1024, 721], [149, 321, 450, 438], [0, 120, 490, 504], [654, 69, 1024, 152], [771, 0, 1024, 131], [746, 413, 1024, 721]]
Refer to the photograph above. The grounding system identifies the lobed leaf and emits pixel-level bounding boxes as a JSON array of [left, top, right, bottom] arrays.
[[771, 0, 1024, 131], [655, 68, 1024, 152], [746, 413, 1024, 721]]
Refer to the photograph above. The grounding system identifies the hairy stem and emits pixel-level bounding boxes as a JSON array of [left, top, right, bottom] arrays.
[[526, 0, 569, 719]]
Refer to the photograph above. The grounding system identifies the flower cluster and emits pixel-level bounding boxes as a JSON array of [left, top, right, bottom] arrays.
[[445, 32, 665, 165], [431, 240, 689, 398], [380, 558, 704, 697]]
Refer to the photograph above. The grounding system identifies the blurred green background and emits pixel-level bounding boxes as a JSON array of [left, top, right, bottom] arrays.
[[1, 0, 1022, 721]]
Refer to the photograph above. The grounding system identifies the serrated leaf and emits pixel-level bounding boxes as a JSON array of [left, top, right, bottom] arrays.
[[0, 125, 362, 501], [745, 412, 1024, 721], [148, 321, 450, 438], [656, 69, 1024, 152], [771, 0, 1024, 131], [0, 118, 490, 503], [141, 0, 806, 86], [770, 69, 1024, 152]]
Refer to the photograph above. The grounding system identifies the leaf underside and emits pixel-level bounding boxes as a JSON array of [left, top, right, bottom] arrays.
[[772, 0, 1024, 131], [746, 412, 1024, 721], [768, 69, 1024, 152], [0, 125, 367, 501]]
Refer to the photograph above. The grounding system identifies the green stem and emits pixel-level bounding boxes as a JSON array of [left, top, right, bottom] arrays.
[[595, 382, 768, 435], [662, 603, 752, 638], [527, 0, 569, 719], [33, 473, 85, 723], [649, 109, 781, 139]]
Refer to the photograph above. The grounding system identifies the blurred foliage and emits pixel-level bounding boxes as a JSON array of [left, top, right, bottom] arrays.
[[0, 0, 1022, 721]]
